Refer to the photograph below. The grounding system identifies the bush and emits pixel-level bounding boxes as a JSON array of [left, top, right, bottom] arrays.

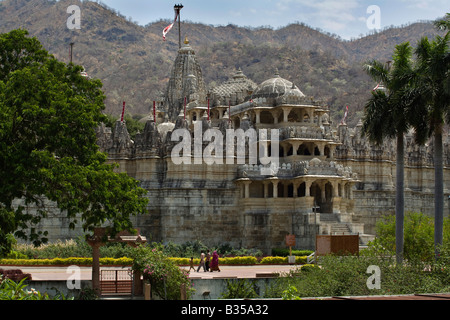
[[271, 248, 314, 257], [220, 279, 259, 299], [260, 256, 307, 264], [221, 256, 258, 265], [260, 256, 287, 264], [268, 243, 450, 299], [369, 212, 450, 262], [8, 237, 137, 259], [130, 244, 194, 300], [0, 277, 73, 300]]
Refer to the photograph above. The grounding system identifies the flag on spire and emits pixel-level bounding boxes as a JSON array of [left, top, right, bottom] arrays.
[[163, 10, 179, 41], [341, 105, 349, 124]]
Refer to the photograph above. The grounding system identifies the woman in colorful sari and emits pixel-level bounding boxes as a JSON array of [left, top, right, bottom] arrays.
[[209, 251, 220, 272]]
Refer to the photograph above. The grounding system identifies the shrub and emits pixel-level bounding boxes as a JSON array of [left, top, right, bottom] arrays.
[[169, 257, 193, 266], [130, 244, 194, 300], [220, 279, 259, 299], [260, 256, 287, 264], [260, 256, 307, 265], [271, 248, 314, 257], [266, 243, 450, 299], [221, 256, 258, 265], [8, 237, 137, 259], [0, 277, 73, 300], [369, 212, 450, 262]]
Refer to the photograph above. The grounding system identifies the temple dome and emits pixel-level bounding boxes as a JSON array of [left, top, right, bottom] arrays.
[[251, 69, 305, 99]]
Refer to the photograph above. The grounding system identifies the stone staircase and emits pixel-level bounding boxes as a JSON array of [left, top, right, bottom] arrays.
[[317, 213, 375, 245], [319, 214, 352, 235]]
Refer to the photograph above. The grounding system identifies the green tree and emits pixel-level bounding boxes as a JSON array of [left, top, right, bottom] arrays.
[[434, 13, 450, 32], [408, 29, 449, 259], [0, 29, 148, 256], [362, 42, 415, 263], [370, 212, 450, 262], [103, 113, 145, 140]]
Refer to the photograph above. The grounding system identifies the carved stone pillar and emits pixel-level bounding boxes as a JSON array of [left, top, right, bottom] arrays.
[[254, 109, 261, 124], [305, 180, 312, 197], [263, 181, 270, 198], [272, 180, 279, 198], [242, 180, 251, 198], [282, 107, 293, 123]]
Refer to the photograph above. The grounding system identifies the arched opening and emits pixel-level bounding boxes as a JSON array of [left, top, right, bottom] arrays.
[[288, 110, 300, 122], [297, 182, 306, 197], [260, 111, 274, 124], [310, 181, 333, 213], [233, 117, 240, 129], [314, 146, 320, 156], [324, 146, 331, 158], [303, 113, 310, 122], [249, 181, 264, 198], [279, 145, 285, 157], [287, 183, 294, 198], [298, 144, 311, 156], [322, 182, 333, 213], [287, 145, 293, 156], [310, 182, 322, 209]]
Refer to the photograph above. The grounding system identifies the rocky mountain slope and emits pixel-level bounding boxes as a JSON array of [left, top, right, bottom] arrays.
[[0, 0, 445, 126]]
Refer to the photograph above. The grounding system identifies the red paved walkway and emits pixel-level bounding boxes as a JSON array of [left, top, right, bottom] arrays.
[[0, 264, 299, 281]]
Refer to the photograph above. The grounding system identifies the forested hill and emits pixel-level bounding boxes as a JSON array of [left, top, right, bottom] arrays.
[[0, 0, 445, 126]]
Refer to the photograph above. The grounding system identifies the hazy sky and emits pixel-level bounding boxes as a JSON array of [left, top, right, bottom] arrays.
[[101, 0, 449, 39]]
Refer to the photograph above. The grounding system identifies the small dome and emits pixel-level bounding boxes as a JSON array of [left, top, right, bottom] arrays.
[[251, 69, 305, 99], [157, 121, 175, 140]]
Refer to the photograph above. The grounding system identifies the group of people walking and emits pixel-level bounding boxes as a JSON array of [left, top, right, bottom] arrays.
[[189, 251, 220, 272]]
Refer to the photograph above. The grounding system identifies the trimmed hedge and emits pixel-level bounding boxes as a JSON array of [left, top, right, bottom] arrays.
[[260, 256, 307, 265], [0, 257, 133, 266], [169, 256, 258, 266], [0, 255, 307, 266], [271, 248, 314, 257]]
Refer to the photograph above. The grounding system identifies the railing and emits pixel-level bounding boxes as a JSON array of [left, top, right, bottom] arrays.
[[236, 160, 358, 179]]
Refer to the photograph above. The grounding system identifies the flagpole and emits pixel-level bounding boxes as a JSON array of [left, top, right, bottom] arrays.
[[174, 4, 184, 48], [207, 93, 210, 121], [121, 101, 126, 123], [228, 100, 231, 124], [153, 101, 156, 122]]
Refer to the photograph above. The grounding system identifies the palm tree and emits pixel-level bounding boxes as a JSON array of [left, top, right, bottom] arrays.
[[362, 42, 415, 263], [408, 30, 449, 259], [434, 13, 450, 32]]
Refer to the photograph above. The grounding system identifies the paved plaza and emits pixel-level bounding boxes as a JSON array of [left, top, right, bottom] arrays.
[[0, 264, 300, 281]]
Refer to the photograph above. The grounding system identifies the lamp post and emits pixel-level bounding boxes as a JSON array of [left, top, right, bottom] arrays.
[[313, 201, 320, 262]]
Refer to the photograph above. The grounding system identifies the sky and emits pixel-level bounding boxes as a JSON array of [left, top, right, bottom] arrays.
[[100, 0, 449, 40]]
